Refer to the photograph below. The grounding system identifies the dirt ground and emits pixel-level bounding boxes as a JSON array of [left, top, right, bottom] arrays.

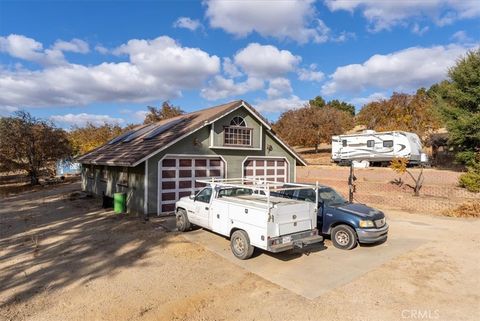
[[297, 165, 477, 215], [1, 182, 479, 321]]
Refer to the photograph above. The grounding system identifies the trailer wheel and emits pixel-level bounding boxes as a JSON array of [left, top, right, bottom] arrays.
[[331, 225, 357, 250], [176, 208, 191, 232], [230, 230, 254, 260]]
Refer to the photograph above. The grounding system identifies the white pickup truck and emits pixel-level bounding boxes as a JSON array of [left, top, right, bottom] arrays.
[[175, 179, 323, 259]]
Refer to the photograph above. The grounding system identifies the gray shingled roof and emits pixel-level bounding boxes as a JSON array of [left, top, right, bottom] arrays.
[[76, 100, 306, 166]]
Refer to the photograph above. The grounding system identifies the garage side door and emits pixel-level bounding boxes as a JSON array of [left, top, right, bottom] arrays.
[[244, 158, 288, 183], [159, 157, 225, 214]]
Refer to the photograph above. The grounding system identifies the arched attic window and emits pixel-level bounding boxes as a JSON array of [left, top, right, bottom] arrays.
[[230, 116, 246, 127], [224, 116, 252, 146]]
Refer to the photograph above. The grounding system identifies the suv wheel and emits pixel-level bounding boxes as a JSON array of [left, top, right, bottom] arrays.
[[331, 225, 357, 250]]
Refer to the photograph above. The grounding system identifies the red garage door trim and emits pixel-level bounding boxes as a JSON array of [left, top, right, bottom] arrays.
[[157, 154, 226, 215], [242, 157, 290, 183]]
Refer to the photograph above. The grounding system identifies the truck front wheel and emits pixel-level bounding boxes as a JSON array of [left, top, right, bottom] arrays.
[[176, 208, 191, 232], [331, 225, 357, 250], [230, 230, 254, 260]]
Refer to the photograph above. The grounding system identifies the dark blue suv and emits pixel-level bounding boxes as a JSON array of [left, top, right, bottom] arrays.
[[274, 184, 389, 250]]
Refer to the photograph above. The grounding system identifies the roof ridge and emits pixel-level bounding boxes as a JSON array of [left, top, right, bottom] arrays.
[[182, 99, 242, 116], [146, 100, 242, 127]]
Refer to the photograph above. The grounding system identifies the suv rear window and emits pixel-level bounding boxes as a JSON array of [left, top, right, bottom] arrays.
[[282, 189, 295, 199], [296, 189, 316, 203]]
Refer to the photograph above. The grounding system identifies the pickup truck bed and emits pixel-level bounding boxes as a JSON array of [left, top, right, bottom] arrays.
[[175, 180, 323, 259]]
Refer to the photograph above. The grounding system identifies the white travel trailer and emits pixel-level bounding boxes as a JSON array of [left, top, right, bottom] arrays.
[[331, 130, 428, 166]]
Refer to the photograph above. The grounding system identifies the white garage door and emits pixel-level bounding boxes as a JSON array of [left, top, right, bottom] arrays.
[[159, 156, 225, 214], [243, 158, 289, 183]]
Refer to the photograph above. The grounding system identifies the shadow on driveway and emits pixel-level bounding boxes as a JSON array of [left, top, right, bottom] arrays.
[[0, 182, 174, 308]]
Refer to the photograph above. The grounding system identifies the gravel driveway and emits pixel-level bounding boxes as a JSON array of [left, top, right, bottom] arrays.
[[1, 182, 479, 321]]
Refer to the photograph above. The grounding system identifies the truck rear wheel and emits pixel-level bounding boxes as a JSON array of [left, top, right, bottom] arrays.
[[331, 225, 357, 250], [230, 230, 254, 260], [176, 208, 191, 232]]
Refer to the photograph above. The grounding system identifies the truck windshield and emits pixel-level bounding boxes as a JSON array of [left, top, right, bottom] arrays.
[[318, 187, 348, 206]]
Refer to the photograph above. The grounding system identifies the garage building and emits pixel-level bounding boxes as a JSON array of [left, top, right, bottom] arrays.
[[77, 100, 306, 215]]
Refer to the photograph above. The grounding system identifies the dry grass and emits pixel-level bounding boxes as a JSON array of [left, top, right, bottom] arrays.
[[444, 201, 480, 218], [295, 145, 333, 165], [0, 175, 80, 196]]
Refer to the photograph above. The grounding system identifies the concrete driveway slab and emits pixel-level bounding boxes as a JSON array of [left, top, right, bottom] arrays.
[[181, 218, 426, 299]]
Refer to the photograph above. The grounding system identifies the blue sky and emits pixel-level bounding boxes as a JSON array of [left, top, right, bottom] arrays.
[[0, 0, 479, 128]]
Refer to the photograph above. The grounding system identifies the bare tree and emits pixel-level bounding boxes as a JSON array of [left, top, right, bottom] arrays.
[[274, 105, 354, 153], [390, 158, 425, 196], [0, 111, 72, 185], [143, 101, 184, 124], [356, 90, 441, 144], [69, 122, 124, 155]]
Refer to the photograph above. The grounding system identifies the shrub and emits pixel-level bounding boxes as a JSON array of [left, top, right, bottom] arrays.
[[459, 170, 480, 193], [459, 158, 480, 193], [444, 201, 480, 218]]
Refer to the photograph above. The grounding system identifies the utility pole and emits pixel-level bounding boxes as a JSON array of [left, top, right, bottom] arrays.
[[348, 161, 356, 203]]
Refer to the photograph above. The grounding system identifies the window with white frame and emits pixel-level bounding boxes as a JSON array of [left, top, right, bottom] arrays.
[[224, 116, 252, 146]]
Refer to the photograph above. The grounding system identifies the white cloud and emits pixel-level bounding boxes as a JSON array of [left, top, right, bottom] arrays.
[[50, 113, 124, 127], [119, 109, 149, 122], [321, 44, 473, 95], [331, 31, 356, 42], [412, 23, 429, 36], [0, 35, 220, 108], [451, 30, 473, 43], [173, 17, 204, 31], [0, 35, 90, 67], [349, 92, 388, 106], [0, 106, 18, 116], [52, 38, 89, 53], [222, 57, 242, 78], [201, 43, 301, 101], [94, 44, 109, 54], [204, 0, 330, 43], [133, 110, 149, 122], [325, 0, 480, 31], [255, 95, 306, 113], [201, 76, 264, 100], [0, 34, 42, 60], [114, 36, 219, 88], [298, 64, 324, 82], [266, 78, 293, 99], [234, 43, 301, 79], [0, 34, 66, 65]]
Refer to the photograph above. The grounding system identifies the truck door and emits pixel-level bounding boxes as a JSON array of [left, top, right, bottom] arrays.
[[194, 187, 212, 228]]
